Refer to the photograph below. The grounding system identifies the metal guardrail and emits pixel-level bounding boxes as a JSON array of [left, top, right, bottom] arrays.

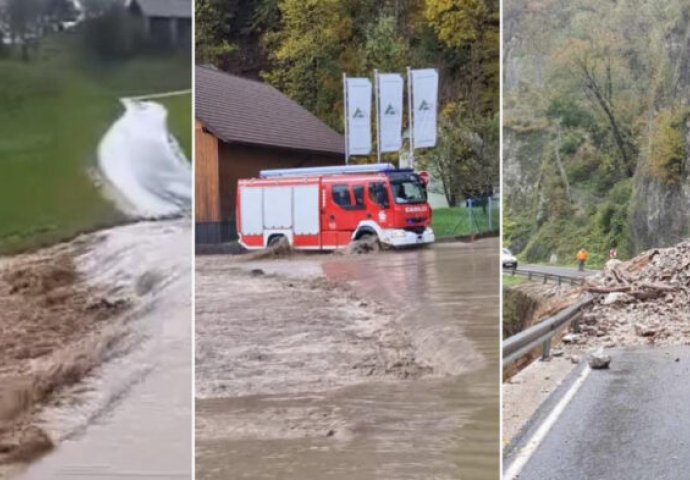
[[502, 296, 594, 370], [503, 267, 586, 286]]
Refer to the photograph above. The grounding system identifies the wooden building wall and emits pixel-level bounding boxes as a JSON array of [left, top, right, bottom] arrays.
[[195, 119, 343, 243], [195, 120, 220, 222]]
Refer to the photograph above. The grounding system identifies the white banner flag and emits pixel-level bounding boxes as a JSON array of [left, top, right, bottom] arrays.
[[377, 73, 404, 152], [410, 68, 438, 149], [345, 77, 372, 156]]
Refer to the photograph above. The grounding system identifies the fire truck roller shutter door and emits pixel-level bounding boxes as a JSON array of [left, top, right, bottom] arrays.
[[263, 186, 293, 229], [240, 187, 264, 235], [293, 185, 320, 235]]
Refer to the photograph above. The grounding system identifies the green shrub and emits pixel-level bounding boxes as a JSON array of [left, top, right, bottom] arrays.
[[647, 108, 688, 184]]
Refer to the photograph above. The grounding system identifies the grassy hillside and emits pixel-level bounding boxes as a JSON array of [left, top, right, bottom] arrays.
[[159, 94, 192, 159], [0, 34, 191, 255]]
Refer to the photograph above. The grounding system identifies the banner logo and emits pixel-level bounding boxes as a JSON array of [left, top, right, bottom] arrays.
[[418, 100, 432, 111]]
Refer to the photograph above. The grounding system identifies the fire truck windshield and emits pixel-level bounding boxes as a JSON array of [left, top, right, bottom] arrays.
[[390, 177, 427, 204]]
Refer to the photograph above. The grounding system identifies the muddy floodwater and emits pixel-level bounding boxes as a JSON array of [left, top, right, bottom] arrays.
[[196, 238, 500, 479]]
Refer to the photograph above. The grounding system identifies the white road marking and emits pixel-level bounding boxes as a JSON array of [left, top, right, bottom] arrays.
[[504, 365, 592, 479]]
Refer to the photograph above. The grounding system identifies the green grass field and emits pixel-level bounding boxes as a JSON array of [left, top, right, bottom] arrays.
[[0, 34, 191, 255], [158, 94, 192, 159], [502, 275, 527, 289], [432, 206, 500, 239]]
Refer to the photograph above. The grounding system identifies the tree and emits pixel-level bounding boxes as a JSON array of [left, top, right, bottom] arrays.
[[5, 0, 44, 60], [420, 103, 497, 205], [262, 0, 355, 128], [195, 0, 236, 66], [365, 14, 409, 72], [423, 0, 487, 48], [423, 0, 499, 115], [552, 35, 639, 177]]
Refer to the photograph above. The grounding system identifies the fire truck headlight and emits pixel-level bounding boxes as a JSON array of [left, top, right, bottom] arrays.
[[391, 230, 407, 238]]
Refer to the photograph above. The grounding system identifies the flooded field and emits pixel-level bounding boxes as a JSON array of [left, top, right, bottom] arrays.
[[196, 238, 500, 479]]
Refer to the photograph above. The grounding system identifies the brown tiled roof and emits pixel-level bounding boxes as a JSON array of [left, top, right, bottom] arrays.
[[195, 65, 345, 155]]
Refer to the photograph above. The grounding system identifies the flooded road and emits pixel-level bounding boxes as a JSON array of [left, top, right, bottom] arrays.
[[14, 220, 192, 479], [196, 238, 500, 479], [0, 95, 191, 478]]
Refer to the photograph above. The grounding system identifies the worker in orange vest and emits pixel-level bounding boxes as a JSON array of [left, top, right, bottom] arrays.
[[577, 248, 588, 271]]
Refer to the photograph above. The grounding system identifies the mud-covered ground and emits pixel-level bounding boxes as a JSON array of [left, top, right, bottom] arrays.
[[196, 239, 500, 479]]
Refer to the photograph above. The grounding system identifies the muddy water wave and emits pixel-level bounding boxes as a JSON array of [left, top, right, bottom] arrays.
[[196, 239, 500, 480], [18, 220, 192, 479], [7, 97, 194, 477]]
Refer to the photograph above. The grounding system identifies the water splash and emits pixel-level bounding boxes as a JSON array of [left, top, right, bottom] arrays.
[[97, 99, 191, 218]]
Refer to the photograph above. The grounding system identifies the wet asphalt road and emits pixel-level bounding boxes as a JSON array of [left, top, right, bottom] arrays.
[[506, 347, 690, 480], [520, 264, 599, 278]]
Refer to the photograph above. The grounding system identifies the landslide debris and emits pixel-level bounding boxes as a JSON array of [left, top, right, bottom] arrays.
[[562, 241, 690, 357]]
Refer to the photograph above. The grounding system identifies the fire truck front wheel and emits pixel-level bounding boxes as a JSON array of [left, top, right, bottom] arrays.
[[356, 233, 382, 252]]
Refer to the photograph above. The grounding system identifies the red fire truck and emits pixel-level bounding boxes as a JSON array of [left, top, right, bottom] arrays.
[[236, 164, 435, 250]]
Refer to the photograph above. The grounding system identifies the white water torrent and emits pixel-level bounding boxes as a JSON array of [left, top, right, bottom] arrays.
[[97, 99, 191, 218], [14, 96, 194, 477]]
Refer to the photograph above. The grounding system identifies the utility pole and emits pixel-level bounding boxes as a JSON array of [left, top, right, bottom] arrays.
[[342, 72, 349, 165], [374, 69, 381, 164], [406, 66, 415, 168]]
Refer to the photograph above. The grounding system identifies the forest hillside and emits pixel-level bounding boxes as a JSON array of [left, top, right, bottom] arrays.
[[504, 0, 690, 265], [195, 0, 499, 205]]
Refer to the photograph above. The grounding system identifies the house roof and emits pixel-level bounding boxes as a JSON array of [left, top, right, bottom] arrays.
[[130, 0, 191, 19], [195, 65, 345, 156]]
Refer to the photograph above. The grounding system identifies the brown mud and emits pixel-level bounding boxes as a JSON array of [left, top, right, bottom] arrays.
[[196, 239, 500, 480], [0, 219, 192, 479], [195, 269, 430, 400], [0, 246, 131, 468]]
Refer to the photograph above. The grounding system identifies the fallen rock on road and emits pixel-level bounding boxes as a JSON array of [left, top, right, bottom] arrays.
[[560, 240, 690, 354], [587, 348, 611, 369]]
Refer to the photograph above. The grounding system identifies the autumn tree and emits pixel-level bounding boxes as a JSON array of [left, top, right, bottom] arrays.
[[552, 34, 639, 178], [195, 0, 236, 66], [262, 0, 355, 128]]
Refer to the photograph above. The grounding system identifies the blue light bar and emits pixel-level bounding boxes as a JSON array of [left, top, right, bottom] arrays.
[[260, 163, 396, 179]]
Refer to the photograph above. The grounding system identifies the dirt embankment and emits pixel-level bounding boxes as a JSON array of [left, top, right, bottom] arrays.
[[503, 281, 581, 376], [195, 259, 431, 400], [0, 242, 131, 467]]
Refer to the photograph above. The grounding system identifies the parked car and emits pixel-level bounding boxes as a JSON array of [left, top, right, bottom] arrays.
[[502, 248, 518, 269]]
